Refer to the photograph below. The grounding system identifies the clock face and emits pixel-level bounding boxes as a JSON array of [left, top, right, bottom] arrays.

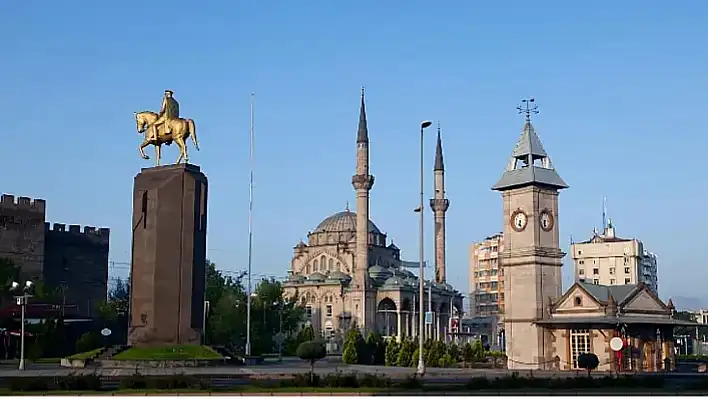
[[540, 210, 554, 232], [511, 210, 528, 232]]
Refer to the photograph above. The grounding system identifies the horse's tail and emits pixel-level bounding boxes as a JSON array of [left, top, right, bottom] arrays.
[[188, 119, 199, 151]]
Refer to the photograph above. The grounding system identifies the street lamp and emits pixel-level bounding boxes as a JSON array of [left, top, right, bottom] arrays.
[[11, 280, 33, 371], [415, 119, 433, 376], [273, 301, 283, 361]]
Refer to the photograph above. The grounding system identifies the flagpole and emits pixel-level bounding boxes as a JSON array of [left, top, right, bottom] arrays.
[[246, 92, 255, 356]]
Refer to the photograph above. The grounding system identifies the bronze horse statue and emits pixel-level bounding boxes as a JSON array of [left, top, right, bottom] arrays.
[[134, 111, 200, 165]]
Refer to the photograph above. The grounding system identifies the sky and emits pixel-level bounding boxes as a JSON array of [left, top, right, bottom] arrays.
[[2, 1, 707, 306]]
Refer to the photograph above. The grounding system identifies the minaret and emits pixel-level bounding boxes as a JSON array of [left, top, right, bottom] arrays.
[[351, 88, 375, 330], [492, 98, 568, 370], [429, 124, 450, 283]]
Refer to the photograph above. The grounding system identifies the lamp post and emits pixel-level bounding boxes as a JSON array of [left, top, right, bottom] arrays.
[[415, 120, 433, 376], [11, 281, 33, 371], [274, 301, 283, 361]]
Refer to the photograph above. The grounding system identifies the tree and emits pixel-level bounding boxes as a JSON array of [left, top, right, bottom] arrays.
[[342, 341, 358, 364], [0, 258, 18, 300], [577, 353, 599, 377], [447, 342, 460, 362], [297, 340, 327, 383], [342, 329, 364, 364], [462, 342, 475, 366], [397, 339, 415, 368], [385, 338, 400, 366]]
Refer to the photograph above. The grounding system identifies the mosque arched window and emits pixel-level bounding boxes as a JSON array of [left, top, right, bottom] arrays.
[[306, 265, 311, 274], [328, 259, 334, 271], [313, 260, 318, 272], [320, 255, 326, 271], [336, 262, 341, 271]]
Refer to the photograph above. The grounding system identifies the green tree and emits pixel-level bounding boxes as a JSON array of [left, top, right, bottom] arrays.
[[297, 340, 327, 383], [471, 339, 485, 362], [410, 348, 420, 367], [385, 338, 400, 366], [397, 339, 415, 368], [461, 342, 475, 366], [577, 352, 599, 377], [342, 342, 357, 364], [0, 258, 19, 300], [447, 342, 460, 362]]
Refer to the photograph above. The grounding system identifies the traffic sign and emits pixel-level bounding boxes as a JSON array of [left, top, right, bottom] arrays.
[[100, 328, 112, 337], [425, 311, 433, 325], [609, 337, 623, 351]]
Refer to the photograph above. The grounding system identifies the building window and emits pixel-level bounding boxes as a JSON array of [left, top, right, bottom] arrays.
[[326, 304, 333, 317], [328, 259, 334, 271], [593, 279, 600, 284], [313, 260, 318, 271], [336, 262, 341, 271], [609, 267, 615, 275], [574, 296, 582, 306], [610, 279, 616, 284], [579, 269, 584, 275], [306, 265, 311, 274], [305, 306, 312, 318], [624, 267, 630, 274], [570, 329, 591, 369], [624, 257, 629, 265], [579, 260, 585, 265], [593, 268, 599, 275], [578, 250, 583, 255], [320, 255, 326, 271], [624, 278, 631, 284]]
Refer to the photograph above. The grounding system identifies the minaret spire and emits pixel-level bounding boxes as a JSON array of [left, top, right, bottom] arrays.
[[434, 123, 444, 171], [352, 87, 375, 332], [430, 123, 450, 283], [357, 87, 368, 143]]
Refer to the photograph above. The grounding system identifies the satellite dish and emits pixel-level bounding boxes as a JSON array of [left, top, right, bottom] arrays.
[[610, 337, 623, 351], [100, 328, 112, 337]]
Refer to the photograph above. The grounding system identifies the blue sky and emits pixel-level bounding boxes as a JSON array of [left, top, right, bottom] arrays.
[[2, 1, 707, 304]]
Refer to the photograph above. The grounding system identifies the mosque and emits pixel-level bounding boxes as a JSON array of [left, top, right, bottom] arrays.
[[283, 91, 464, 342]]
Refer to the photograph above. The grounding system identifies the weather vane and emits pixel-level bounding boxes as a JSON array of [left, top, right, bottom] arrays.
[[517, 98, 539, 122]]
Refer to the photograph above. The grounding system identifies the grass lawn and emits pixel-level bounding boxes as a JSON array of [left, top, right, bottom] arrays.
[[66, 348, 103, 360], [112, 345, 223, 361]]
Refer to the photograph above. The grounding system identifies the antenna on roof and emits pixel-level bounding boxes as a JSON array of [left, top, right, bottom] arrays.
[[517, 98, 539, 122]]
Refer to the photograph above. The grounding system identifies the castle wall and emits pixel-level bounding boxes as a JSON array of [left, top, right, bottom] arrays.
[[0, 194, 46, 280], [43, 222, 109, 318]]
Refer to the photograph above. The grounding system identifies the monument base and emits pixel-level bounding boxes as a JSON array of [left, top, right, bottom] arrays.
[[128, 163, 208, 346]]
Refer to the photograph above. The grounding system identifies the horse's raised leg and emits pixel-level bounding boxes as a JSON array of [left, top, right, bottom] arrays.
[[139, 141, 150, 160]]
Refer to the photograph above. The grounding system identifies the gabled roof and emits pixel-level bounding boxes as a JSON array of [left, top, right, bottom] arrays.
[[576, 281, 638, 304], [492, 120, 568, 191]]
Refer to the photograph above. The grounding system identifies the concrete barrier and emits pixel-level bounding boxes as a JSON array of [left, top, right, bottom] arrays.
[[60, 358, 86, 368]]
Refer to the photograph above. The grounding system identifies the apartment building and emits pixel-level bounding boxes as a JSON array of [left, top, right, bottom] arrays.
[[468, 232, 504, 316], [570, 220, 659, 294]]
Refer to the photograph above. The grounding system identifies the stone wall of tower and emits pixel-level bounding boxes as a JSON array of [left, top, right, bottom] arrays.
[[430, 166, 449, 283], [501, 186, 563, 370]]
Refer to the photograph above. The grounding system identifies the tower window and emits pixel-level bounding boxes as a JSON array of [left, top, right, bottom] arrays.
[[326, 304, 333, 317], [624, 278, 631, 284], [305, 306, 312, 318]]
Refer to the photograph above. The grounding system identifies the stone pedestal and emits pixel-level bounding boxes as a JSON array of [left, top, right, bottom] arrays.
[[128, 163, 208, 346]]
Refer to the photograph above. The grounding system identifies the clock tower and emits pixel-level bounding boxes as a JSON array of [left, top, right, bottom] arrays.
[[492, 99, 568, 370]]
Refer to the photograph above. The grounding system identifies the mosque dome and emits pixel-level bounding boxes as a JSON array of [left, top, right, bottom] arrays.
[[368, 265, 392, 283], [327, 271, 351, 282], [383, 276, 405, 286], [308, 272, 327, 282], [313, 211, 382, 234]]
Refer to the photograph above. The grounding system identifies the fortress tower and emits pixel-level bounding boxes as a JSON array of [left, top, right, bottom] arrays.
[[430, 126, 450, 283], [351, 88, 376, 331], [0, 194, 46, 280]]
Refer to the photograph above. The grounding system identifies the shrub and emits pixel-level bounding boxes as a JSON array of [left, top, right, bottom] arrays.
[[438, 353, 454, 368], [8, 377, 52, 392], [75, 331, 101, 354], [342, 329, 365, 364], [56, 374, 102, 391], [296, 340, 327, 383], [577, 353, 600, 377], [448, 342, 460, 362], [410, 348, 420, 367]]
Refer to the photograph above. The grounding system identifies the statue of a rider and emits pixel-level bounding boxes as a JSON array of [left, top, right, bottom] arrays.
[[148, 89, 180, 141]]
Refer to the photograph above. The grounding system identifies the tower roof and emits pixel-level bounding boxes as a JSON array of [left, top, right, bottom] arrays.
[[357, 87, 368, 143], [434, 125, 444, 171], [492, 119, 568, 191]]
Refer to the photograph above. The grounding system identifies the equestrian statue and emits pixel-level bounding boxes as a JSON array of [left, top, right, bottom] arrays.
[[134, 89, 200, 165]]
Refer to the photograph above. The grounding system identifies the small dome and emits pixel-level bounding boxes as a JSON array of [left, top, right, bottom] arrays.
[[308, 272, 326, 281], [288, 274, 305, 283], [392, 268, 414, 278], [368, 265, 392, 281], [313, 211, 382, 234], [327, 271, 351, 281], [383, 276, 405, 286]]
